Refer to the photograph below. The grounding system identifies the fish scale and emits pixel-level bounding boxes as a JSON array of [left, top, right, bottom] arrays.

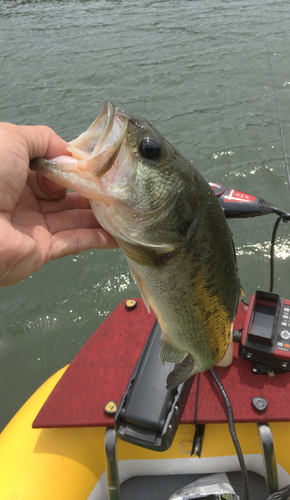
[[30, 100, 243, 388]]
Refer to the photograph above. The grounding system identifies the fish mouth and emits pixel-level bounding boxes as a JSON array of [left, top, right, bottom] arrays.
[[30, 101, 128, 199], [67, 101, 128, 165]]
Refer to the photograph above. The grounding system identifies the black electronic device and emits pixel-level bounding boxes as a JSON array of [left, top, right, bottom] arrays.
[[238, 290, 290, 373], [114, 320, 193, 451]]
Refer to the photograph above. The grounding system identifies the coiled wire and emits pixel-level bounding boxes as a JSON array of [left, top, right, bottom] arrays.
[[209, 368, 250, 500]]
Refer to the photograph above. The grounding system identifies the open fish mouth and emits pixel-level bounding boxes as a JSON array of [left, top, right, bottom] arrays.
[[30, 101, 128, 197], [67, 101, 128, 167]]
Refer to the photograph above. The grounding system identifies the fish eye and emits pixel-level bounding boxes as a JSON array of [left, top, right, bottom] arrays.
[[139, 137, 161, 160]]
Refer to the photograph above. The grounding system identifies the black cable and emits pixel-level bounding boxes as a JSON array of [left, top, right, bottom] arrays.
[[272, 207, 290, 218], [210, 368, 250, 500], [264, 483, 290, 500], [190, 373, 205, 457], [269, 216, 283, 292], [241, 297, 249, 307], [269, 214, 290, 292]]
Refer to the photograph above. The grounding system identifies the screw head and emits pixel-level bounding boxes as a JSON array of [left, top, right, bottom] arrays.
[[125, 299, 137, 309], [252, 397, 268, 412]]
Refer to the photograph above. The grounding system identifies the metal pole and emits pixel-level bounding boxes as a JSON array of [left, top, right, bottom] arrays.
[[104, 428, 121, 500], [257, 423, 279, 495]]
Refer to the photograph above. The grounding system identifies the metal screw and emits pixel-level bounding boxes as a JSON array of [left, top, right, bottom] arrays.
[[168, 424, 173, 433], [282, 362, 288, 368], [246, 352, 252, 359], [174, 405, 179, 414]]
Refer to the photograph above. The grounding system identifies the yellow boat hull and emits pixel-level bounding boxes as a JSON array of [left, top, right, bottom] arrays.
[[1, 366, 290, 500]]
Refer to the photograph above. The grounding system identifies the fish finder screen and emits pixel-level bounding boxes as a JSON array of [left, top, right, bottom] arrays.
[[251, 304, 275, 340]]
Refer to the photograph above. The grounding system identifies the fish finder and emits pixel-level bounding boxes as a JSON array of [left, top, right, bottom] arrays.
[[238, 290, 290, 373]]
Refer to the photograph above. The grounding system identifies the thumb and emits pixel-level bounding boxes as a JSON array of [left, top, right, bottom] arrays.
[[20, 124, 68, 160], [22, 124, 69, 200]]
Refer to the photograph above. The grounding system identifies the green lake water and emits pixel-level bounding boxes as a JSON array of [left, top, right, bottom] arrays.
[[1, 0, 290, 431]]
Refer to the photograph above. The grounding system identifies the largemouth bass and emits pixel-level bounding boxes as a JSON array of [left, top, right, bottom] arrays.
[[30, 101, 243, 388]]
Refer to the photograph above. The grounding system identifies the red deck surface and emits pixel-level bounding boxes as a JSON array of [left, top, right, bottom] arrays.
[[33, 299, 290, 428]]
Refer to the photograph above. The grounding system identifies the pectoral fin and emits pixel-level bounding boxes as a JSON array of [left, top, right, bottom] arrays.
[[159, 338, 187, 365], [128, 265, 151, 313], [166, 354, 196, 389], [121, 240, 172, 267]]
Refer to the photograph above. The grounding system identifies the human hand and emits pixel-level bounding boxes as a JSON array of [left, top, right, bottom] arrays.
[[0, 123, 118, 287]]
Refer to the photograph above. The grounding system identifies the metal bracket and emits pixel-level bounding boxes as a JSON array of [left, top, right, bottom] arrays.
[[104, 428, 121, 500], [257, 423, 279, 495]]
